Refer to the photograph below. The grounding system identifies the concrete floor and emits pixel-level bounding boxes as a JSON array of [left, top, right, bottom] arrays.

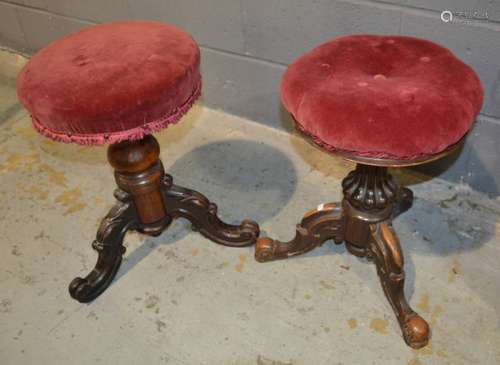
[[0, 49, 499, 365]]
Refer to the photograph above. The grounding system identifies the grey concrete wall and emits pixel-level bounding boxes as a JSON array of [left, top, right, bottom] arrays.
[[0, 0, 499, 195]]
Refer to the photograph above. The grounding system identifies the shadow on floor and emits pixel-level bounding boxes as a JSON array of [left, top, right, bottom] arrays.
[[114, 139, 297, 282]]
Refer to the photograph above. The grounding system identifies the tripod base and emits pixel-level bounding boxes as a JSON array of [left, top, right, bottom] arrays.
[[255, 165, 429, 349], [69, 135, 259, 303]]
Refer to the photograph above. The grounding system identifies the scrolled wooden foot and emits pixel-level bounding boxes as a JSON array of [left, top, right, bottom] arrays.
[[69, 190, 138, 303], [255, 203, 344, 262], [163, 176, 259, 247], [369, 221, 430, 349]]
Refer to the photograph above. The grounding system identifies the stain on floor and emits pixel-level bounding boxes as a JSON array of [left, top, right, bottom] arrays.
[[370, 318, 389, 335], [235, 254, 247, 273], [55, 186, 87, 215], [347, 318, 357, 329], [416, 293, 430, 314]]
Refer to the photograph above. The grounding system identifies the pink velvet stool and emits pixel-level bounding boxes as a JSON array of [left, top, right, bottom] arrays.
[[254, 35, 483, 348], [17, 21, 259, 303]]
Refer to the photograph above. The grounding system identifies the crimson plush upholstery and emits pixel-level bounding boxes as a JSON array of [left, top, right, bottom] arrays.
[[17, 21, 201, 145], [282, 35, 483, 160]]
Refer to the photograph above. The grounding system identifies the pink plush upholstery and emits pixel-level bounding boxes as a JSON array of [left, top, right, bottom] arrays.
[[17, 21, 201, 145], [281, 35, 483, 160]]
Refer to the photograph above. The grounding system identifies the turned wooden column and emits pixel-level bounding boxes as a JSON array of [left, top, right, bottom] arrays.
[[107, 135, 167, 224], [341, 164, 397, 256]]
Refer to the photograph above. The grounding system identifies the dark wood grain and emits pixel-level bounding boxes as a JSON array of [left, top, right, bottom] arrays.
[[69, 189, 137, 302]]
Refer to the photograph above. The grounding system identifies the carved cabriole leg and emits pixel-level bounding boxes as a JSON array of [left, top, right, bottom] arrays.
[[255, 203, 344, 262], [343, 165, 429, 348], [162, 175, 259, 247], [368, 222, 430, 349], [69, 189, 138, 302]]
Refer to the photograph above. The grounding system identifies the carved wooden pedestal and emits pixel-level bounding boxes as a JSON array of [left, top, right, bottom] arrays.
[[255, 164, 429, 349], [69, 135, 259, 303]]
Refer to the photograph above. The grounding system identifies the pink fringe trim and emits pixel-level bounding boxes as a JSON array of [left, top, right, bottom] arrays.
[[31, 79, 202, 146], [294, 120, 458, 161]]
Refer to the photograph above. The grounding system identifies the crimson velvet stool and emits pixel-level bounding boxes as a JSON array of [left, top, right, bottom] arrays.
[[255, 35, 483, 348], [17, 21, 259, 303]]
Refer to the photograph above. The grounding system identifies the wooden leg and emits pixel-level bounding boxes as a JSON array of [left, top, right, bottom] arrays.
[[162, 175, 259, 247], [255, 203, 344, 262], [69, 190, 138, 303], [368, 221, 430, 349]]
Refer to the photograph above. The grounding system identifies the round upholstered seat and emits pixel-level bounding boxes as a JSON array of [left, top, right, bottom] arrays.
[[281, 35, 483, 161], [17, 21, 201, 145]]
